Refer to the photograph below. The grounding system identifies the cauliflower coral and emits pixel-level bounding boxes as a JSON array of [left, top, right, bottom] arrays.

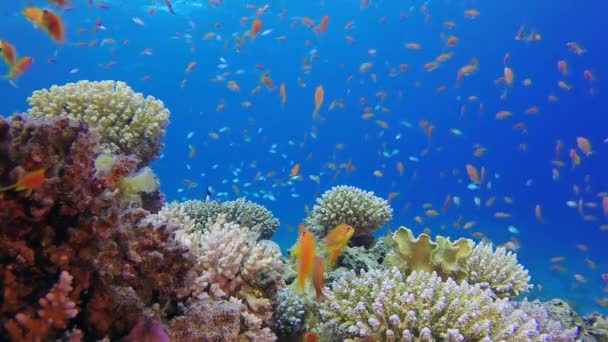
[[305, 185, 393, 246], [27, 80, 170, 165]]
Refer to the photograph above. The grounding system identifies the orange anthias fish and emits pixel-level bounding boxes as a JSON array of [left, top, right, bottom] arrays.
[[251, 19, 263, 40], [5, 56, 34, 80], [293, 225, 315, 294], [0, 40, 17, 67], [312, 256, 326, 301], [290, 163, 301, 178], [313, 85, 324, 119], [0, 168, 46, 193], [280, 82, 287, 105], [324, 223, 354, 267], [23, 7, 66, 43]]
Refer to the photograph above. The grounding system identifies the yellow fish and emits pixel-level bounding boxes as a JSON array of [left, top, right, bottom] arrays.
[[324, 223, 354, 267]]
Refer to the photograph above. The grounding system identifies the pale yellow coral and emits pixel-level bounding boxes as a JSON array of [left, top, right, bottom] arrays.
[[27, 80, 170, 164], [388, 226, 473, 281]]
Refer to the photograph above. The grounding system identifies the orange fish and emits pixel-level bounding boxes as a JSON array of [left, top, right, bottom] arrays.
[[251, 19, 263, 39], [324, 223, 354, 267], [290, 163, 301, 178], [185, 61, 197, 72], [504, 67, 514, 86], [5, 56, 34, 80], [293, 225, 315, 294], [23, 7, 44, 26], [0, 40, 17, 67], [303, 332, 319, 342], [0, 168, 46, 193], [280, 82, 287, 105], [312, 256, 326, 301], [313, 85, 324, 119], [466, 164, 480, 184], [41, 9, 66, 43], [576, 137, 592, 156], [396, 161, 404, 176], [314, 16, 330, 34]]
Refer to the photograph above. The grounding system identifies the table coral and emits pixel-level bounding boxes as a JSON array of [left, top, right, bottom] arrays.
[[305, 185, 393, 247], [27, 80, 170, 165], [318, 267, 579, 341]]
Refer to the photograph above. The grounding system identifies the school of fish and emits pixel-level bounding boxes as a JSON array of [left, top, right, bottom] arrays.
[[0, 0, 606, 313]]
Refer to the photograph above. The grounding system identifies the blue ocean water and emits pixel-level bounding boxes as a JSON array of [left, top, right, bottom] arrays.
[[1, 0, 607, 316]]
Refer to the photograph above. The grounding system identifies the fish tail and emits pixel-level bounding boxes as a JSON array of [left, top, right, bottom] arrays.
[[293, 274, 306, 294], [0, 184, 17, 192]]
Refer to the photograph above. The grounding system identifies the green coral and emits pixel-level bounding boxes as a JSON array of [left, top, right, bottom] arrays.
[[317, 268, 578, 341], [27, 80, 170, 165], [305, 185, 393, 246], [386, 226, 473, 282], [168, 199, 280, 239]]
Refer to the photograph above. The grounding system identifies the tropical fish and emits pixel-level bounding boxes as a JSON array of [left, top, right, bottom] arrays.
[[324, 223, 354, 267], [0, 168, 46, 193], [312, 256, 326, 301], [313, 85, 324, 119], [5, 56, 34, 81], [293, 225, 315, 294], [164, 0, 175, 14], [0, 40, 17, 67]]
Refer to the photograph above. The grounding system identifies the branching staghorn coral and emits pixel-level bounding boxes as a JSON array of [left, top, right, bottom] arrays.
[[305, 185, 393, 247], [27, 80, 170, 165], [169, 198, 280, 239], [317, 267, 579, 341]]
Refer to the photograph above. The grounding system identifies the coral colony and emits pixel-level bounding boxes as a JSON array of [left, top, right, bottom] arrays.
[[0, 81, 605, 341]]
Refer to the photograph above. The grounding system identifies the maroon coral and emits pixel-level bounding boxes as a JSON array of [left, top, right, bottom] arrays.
[[0, 115, 193, 340]]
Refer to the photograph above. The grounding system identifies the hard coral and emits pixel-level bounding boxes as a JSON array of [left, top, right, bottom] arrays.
[[0, 114, 194, 340], [176, 214, 286, 340], [171, 198, 280, 239], [0, 114, 117, 340], [318, 267, 579, 341], [305, 185, 393, 247], [384, 227, 532, 299], [27, 80, 170, 165]]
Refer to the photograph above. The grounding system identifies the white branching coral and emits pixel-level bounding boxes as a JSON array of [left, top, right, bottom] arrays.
[[318, 268, 578, 341], [27, 80, 170, 164], [177, 214, 285, 336], [466, 242, 532, 298], [305, 185, 393, 239]]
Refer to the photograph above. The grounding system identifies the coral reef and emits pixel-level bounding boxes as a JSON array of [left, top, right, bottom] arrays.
[[27, 80, 170, 165], [317, 267, 579, 341], [581, 312, 608, 342], [465, 242, 533, 298], [305, 185, 393, 247], [384, 227, 531, 299], [273, 288, 306, 338], [170, 198, 280, 239], [0, 114, 238, 340], [176, 214, 286, 340], [540, 299, 583, 335]]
